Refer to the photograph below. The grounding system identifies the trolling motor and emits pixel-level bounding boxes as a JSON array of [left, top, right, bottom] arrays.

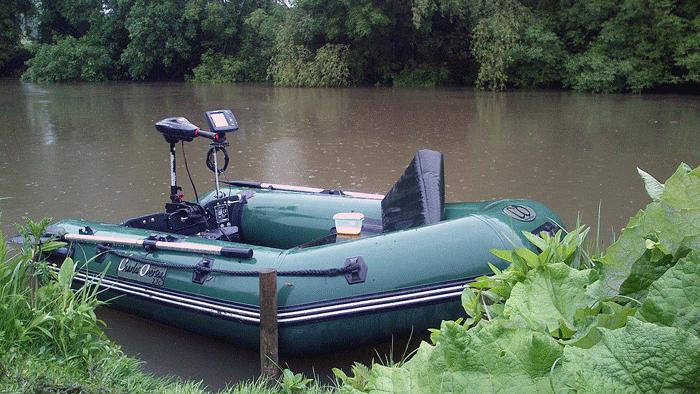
[[155, 110, 239, 204], [119, 110, 243, 238]]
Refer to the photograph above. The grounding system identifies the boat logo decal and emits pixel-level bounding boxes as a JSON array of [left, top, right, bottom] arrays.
[[117, 258, 167, 287], [502, 204, 537, 222]]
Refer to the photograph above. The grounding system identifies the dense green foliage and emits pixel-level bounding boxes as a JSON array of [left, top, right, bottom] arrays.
[[3, 0, 698, 91], [268, 44, 351, 87], [334, 164, 700, 393], [22, 36, 113, 82]]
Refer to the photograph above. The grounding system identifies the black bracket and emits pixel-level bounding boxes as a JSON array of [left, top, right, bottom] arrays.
[[532, 221, 562, 238], [79, 226, 95, 235], [320, 189, 345, 195], [143, 233, 182, 252], [95, 244, 112, 264], [344, 256, 368, 285], [43, 244, 75, 264], [193, 257, 213, 284]]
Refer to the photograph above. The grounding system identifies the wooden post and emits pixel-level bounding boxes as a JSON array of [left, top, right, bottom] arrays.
[[259, 268, 279, 379]]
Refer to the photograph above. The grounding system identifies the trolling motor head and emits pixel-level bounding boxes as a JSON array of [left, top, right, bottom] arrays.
[[155, 109, 238, 144], [155, 110, 239, 203]]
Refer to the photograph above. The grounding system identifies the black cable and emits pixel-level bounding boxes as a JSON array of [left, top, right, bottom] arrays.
[[181, 141, 200, 204], [206, 146, 229, 174]]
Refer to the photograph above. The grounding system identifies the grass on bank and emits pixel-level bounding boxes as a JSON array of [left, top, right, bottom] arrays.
[[0, 217, 335, 394]]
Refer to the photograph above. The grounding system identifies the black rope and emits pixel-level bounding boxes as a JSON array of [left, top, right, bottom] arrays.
[[98, 246, 358, 277]]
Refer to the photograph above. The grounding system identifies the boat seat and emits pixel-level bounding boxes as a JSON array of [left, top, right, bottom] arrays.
[[381, 149, 445, 232]]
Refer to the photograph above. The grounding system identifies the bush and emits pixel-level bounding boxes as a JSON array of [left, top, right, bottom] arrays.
[[190, 52, 254, 83], [268, 43, 351, 87], [471, 8, 521, 91], [21, 36, 114, 82], [563, 51, 633, 93], [392, 61, 451, 87], [510, 22, 565, 89]]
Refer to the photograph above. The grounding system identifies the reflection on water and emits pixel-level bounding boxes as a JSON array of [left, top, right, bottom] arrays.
[[1, 80, 699, 389]]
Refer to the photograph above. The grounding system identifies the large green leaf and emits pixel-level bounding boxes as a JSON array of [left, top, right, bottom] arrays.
[[504, 263, 598, 336], [597, 204, 664, 298], [637, 166, 665, 201], [657, 164, 700, 257], [599, 163, 699, 298], [562, 318, 700, 393], [617, 236, 675, 304], [637, 250, 700, 339], [57, 257, 75, 288], [367, 320, 563, 394], [563, 301, 637, 349]]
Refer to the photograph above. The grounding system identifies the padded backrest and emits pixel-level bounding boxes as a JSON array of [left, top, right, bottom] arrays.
[[381, 149, 445, 232]]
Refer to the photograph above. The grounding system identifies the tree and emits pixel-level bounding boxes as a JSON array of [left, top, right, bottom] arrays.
[[278, 0, 462, 85], [0, 0, 34, 76], [22, 36, 112, 82], [268, 43, 351, 86], [35, 0, 102, 43], [563, 0, 700, 92], [119, 0, 194, 79], [190, 1, 283, 82], [121, 0, 275, 81], [23, 0, 130, 81]]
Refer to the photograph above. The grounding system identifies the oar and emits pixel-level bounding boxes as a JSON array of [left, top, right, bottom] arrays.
[[223, 180, 384, 200], [62, 232, 254, 259]]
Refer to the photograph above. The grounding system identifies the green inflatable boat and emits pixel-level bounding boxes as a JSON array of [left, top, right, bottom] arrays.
[[36, 110, 563, 356]]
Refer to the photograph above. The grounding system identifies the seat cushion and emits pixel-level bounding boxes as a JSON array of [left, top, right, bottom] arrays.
[[381, 149, 445, 232]]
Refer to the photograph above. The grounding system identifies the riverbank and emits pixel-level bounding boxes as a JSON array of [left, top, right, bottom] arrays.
[[0, 220, 334, 394], [1, 352, 335, 394]]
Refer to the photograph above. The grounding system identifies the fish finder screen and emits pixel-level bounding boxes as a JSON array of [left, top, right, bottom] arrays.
[[210, 113, 228, 128]]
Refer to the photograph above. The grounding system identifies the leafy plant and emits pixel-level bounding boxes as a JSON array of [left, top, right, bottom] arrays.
[[598, 163, 697, 299], [333, 362, 372, 393], [1, 218, 112, 366], [279, 368, 313, 394], [462, 224, 591, 326]]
